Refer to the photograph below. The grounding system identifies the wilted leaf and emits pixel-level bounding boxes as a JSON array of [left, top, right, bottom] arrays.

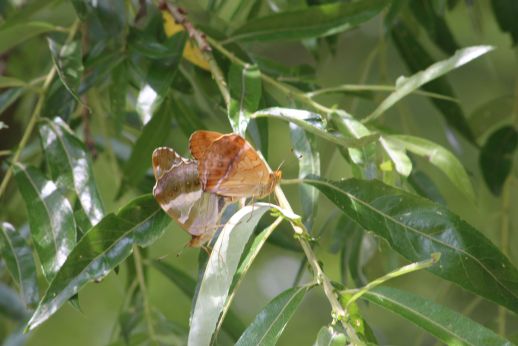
[[362, 286, 513, 345], [0, 223, 39, 308], [304, 177, 518, 314], [26, 195, 170, 330], [39, 117, 105, 225], [230, 0, 386, 42], [13, 164, 76, 281], [236, 286, 309, 346]]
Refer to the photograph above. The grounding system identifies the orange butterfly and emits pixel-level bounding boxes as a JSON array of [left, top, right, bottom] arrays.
[[152, 147, 224, 247], [189, 130, 282, 199]]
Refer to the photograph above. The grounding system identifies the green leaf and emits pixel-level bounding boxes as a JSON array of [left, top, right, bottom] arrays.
[[290, 125, 320, 228], [379, 136, 412, 176], [228, 63, 262, 136], [313, 326, 347, 346], [364, 45, 494, 123], [0, 22, 61, 54], [407, 170, 446, 205], [0, 283, 28, 321], [109, 60, 128, 133], [39, 117, 105, 225], [120, 99, 171, 194], [0, 88, 24, 116], [189, 203, 273, 346], [48, 38, 84, 104], [13, 163, 76, 281], [303, 177, 518, 314], [390, 22, 477, 144], [388, 134, 475, 203], [362, 286, 513, 346], [152, 260, 245, 341], [230, 0, 386, 42], [235, 286, 309, 346], [491, 0, 518, 46], [252, 107, 378, 148], [479, 126, 518, 196], [469, 95, 514, 140], [0, 223, 39, 308], [26, 195, 170, 330], [0, 76, 28, 89]]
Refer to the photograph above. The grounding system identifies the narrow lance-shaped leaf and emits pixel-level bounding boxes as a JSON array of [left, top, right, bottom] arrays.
[[48, 38, 83, 104], [0, 223, 39, 308], [313, 326, 347, 346], [303, 176, 518, 314], [230, 0, 387, 42], [0, 22, 61, 54], [119, 99, 172, 196], [228, 63, 262, 136], [26, 195, 170, 330], [13, 164, 76, 281], [252, 107, 378, 148], [364, 45, 494, 123], [236, 286, 309, 346], [39, 117, 105, 225], [388, 134, 475, 203], [379, 136, 412, 177], [362, 286, 513, 346], [152, 261, 245, 341], [290, 125, 320, 229], [479, 126, 518, 196], [390, 22, 477, 144], [188, 204, 273, 346]]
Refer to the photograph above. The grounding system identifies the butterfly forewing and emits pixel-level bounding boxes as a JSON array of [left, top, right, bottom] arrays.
[[189, 130, 224, 161]]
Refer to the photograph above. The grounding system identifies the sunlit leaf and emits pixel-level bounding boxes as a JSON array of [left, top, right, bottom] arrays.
[[388, 134, 475, 203], [0, 223, 39, 308], [189, 204, 273, 346], [479, 126, 518, 196], [236, 286, 309, 346], [39, 117, 105, 225], [252, 107, 378, 148], [391, 22, 478, 143], [13, 164, 76, 281], [0, 22, 60, 54], [228, 63, 262, 136], [364, 45, 493, 123], [379, 136, 412, 176], [230, 0, 387, 42], [290, 125, 320, 228], [304, 177, 518, 314], [48, 38, 83, 104], [26, 195, 170, 330], [362, 286, 513, 345]]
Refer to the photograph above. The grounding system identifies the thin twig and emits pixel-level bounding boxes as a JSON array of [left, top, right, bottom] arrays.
[[0, 19, 80, 200], [133, 246, 158, 345]]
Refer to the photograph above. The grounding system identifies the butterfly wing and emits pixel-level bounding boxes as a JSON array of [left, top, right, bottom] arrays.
[[198, 134, 272, 198], [152, 147, 184, 180], [152, 149, 222, 247], [189, 130, 224, 161]]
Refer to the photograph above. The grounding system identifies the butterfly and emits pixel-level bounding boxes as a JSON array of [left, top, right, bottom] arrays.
[[189, 130, 282, 199], [152, 147, 225, 247]]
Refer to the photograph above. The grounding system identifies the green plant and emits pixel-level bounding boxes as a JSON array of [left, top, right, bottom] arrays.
[[1, 0, 517, 345]]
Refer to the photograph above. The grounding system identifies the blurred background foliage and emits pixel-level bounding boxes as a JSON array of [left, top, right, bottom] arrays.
[[0, 0, 517, 345]]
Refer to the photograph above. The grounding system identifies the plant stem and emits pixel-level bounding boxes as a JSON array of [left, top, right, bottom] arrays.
[[273, 185, 364, 345], [342, 253, 441, 308], [133, 246, 157, 345], [0, 19, 80, 200]]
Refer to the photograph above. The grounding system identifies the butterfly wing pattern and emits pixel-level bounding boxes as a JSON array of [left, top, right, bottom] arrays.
[[152, 147, 223, 247], [190, 131, 281, 199]]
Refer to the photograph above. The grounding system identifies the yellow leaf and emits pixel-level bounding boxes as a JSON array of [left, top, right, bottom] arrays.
[[162, 11, 210, 71]]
